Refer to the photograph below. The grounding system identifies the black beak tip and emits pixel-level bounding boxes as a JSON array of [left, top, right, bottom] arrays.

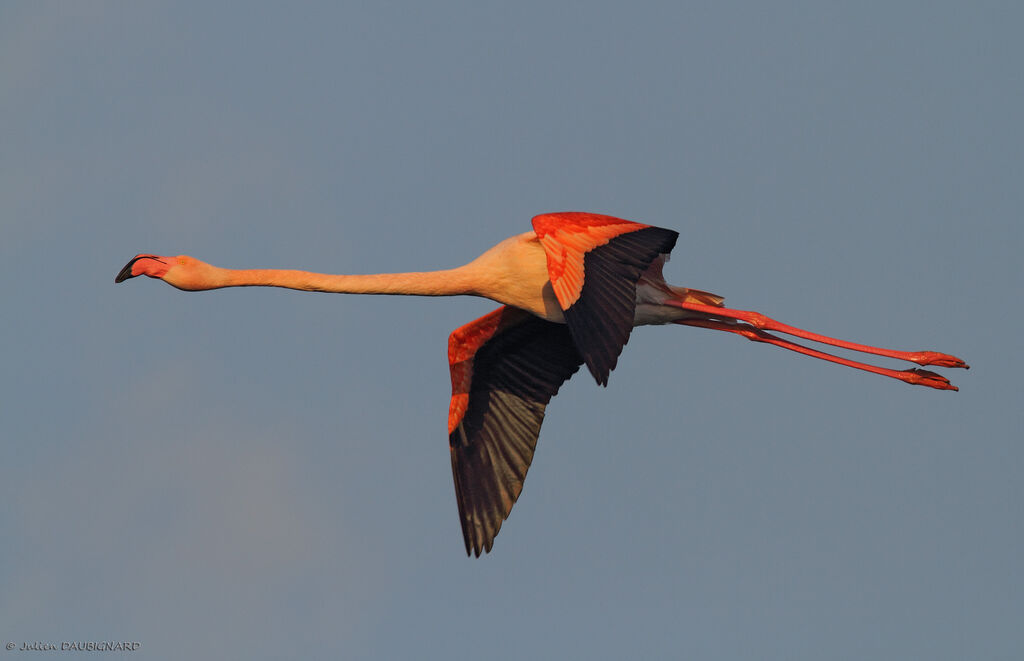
[[115, 256, 142, 283]]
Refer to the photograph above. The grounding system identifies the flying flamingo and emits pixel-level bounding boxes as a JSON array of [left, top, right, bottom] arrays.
[[115, 212, 967, 556]]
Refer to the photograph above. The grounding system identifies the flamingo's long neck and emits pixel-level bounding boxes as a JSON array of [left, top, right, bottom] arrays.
[[216, 265, 480, 297]]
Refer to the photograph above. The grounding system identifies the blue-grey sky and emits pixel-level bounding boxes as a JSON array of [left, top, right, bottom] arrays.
[[2, 2, 1021, 659]]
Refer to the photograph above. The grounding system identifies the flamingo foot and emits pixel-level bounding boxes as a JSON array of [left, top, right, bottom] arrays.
[[907, 351, 970, 370], [898, 368, 958, 391]]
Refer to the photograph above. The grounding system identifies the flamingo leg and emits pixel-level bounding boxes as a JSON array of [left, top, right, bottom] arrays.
[[675, 317, 960, 391], [671, 301, 969, 370]]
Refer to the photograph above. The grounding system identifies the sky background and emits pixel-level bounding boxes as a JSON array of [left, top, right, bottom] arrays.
[[2, 2, 1021, 659]]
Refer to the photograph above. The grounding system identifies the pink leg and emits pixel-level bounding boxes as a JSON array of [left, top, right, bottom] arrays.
[[672, 302, 969, 369], [675, 318, 959, 391]]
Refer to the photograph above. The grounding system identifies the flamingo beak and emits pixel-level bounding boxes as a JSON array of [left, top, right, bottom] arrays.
[[114, 255, 167, 283]]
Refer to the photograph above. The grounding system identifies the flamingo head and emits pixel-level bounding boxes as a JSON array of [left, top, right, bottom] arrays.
[[114, 254, 219, 291]]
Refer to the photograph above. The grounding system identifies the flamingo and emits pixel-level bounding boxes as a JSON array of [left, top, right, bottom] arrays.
[[115, 212, 967, 556]]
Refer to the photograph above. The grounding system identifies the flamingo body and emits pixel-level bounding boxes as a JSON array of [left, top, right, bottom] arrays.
[[116, 212, 967, 556]]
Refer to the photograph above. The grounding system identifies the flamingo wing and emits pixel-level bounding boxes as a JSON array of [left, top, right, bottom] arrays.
[[532, 212, 679, 385], [448, 305, 584, 556]]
